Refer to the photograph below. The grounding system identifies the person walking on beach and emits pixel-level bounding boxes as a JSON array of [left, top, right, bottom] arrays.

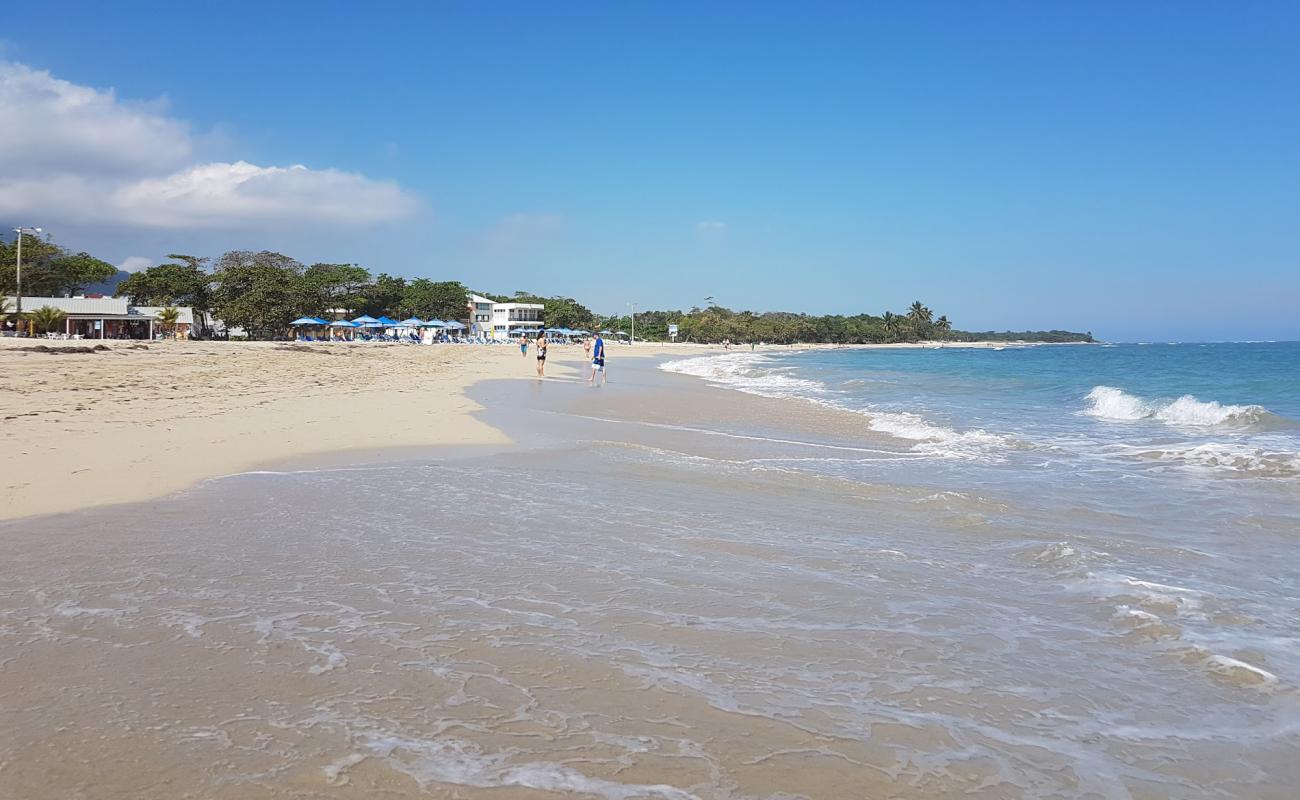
[[520, 335, 529, 357], [589, 332, 606, 386], [535, 333, 548, 377], [583, 337, 593, 361]]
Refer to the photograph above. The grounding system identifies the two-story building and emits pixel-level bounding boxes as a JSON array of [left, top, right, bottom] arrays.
[[467, 295, 545, 340]]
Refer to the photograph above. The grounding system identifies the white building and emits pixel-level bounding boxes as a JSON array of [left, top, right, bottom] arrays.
[[3, 296, 206, 339], [467, 295, 545, 340]]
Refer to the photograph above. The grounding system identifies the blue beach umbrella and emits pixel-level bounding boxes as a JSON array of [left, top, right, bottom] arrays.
[[398, 317, 425, 326], [422, 319, 447, 327], [351, 314, 378, 324], [329, 319, 358, 327], [376, 316, 399, 326], [444, 320, 466, 330], [290, 317, 322, 325]]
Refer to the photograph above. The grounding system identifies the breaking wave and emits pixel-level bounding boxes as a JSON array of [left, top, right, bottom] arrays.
[[1083, 386, 1278, 429], [661, 354, 1009, 459]]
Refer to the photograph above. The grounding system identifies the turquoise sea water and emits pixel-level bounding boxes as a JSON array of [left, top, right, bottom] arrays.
[[664, 341, 1300, 492]]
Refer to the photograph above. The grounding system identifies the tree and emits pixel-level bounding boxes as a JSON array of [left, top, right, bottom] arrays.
[[210, 251, 306, 339], [1, 235, 115, 297], [0, 296, 9, 322], [299, 263, 371, 317], [934, 315, 951, 339], [539, 296, 596, 330], [28, 305, 67, 334], [354, 273, 406, 316], [116, 261, 211, 309], [156, 306, 181, 339], [402, 279, 467, 319], [883, 311, 902, 342]]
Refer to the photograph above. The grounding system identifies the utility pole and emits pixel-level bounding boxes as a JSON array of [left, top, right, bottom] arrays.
[[12, 226, 42, 337], [628, 301, 636, 344]]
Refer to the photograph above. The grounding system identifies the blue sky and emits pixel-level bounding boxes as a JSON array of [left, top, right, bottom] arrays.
[[3, 0, 1298, 340]]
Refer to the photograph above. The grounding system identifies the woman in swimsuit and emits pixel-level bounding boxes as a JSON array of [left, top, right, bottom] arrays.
[[535, 333, 548, 377]]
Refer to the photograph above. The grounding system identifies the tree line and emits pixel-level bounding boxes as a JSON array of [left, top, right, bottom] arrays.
[[3, 234, 1092, 343]]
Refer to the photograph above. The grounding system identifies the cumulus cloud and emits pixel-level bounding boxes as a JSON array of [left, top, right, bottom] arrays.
[[118, 256, 155, 273], [0, 61, 419, 230]]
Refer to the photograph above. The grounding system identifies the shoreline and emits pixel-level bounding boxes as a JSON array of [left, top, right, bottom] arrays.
[[0, 338, 1058, 522]]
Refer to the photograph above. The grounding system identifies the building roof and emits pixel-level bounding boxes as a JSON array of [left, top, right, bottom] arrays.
[[493, 301, 545, 310], [132, 306, 196, 325], [4, 296, 198, 324], [6, 295, 129, 315]]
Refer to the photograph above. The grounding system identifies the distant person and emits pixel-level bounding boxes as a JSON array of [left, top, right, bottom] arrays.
[[583, 337, 592, 360], [535, 333, 548, 377], [589, 332, 606, 385], [520, 335, 529, 357]]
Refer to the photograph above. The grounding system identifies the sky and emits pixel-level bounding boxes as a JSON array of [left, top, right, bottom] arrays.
[[2, 0, 1298, 341]]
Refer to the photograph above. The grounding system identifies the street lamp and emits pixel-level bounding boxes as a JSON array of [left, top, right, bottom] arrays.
[[12, 226, 42, 337], [628, 301, 636, 344]]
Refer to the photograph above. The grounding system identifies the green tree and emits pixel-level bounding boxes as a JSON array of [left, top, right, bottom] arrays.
[[356, 273, 407, 316], [300, 263, 371, 316], [210, 251, 306, 340], [155, 306, 181, 338], [28, 305, 67, 334], [116, 261, 211, 309], [401, 279, 467, 319], [934, 315, 952, 339], [1, 235, 115, 297]]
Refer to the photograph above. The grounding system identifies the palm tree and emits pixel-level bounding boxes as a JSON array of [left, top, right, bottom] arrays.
[[156, 306, 181, 339], [883, 311, 901, 342], [907, 301, 932, 325], [934, 315, 951, 340], [28, 305, 67, 335]]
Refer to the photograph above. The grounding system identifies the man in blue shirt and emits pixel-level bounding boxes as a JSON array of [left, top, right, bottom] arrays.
[[588, 333, 606, 385]]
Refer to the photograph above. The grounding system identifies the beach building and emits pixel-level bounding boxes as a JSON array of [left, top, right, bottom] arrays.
[[2, 296, 205, 339], [131, 306, 208, 338], [468, 294, 495, 338], [465, 295, 545, 340], [490, 301, 545, 340]]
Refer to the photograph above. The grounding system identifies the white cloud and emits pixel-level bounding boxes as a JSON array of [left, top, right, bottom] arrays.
[[118, 256, 155, 273], [0, 61, 420, 230]]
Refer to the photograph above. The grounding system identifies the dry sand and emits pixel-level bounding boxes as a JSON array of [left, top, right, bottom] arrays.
[[1, 337, 1034, 521], [0, 339, 722, 521]]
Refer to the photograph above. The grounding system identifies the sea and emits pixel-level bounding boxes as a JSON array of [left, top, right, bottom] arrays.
[[2, 341, 1297, 799]]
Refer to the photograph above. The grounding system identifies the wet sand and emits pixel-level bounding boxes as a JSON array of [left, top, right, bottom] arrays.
[[1, 354, 1295, 799]]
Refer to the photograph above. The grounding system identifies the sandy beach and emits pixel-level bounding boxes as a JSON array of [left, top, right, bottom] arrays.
[[0, 338, 1021, 521], [1, 341, 1295, 799], [0, 339, 688, 520]]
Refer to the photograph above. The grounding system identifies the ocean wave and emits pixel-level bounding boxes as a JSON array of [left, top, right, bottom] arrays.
[[1083, 386, 1278, 428], [662, 354, 1009, 459], [1111, 441, 1300, 478], [660, 353, 828, 400]]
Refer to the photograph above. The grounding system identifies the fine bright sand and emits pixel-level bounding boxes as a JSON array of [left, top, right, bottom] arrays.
[[0, 339, 701, 521]]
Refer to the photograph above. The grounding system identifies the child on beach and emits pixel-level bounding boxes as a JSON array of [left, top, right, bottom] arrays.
[[520, 336, 529, 356]]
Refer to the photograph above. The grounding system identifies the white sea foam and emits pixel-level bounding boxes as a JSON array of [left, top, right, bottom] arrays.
[[1113, 441, 1300, 477], [1084, 386, 1273, 428], [661, 354, 1010, 459], [360, 734, 698, 799], [660, 353, 827, 400]]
